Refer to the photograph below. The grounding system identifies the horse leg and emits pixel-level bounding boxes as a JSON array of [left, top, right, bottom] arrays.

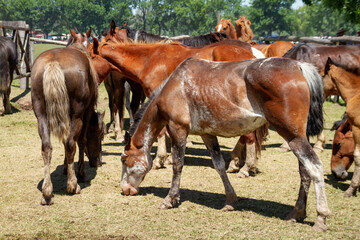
[[4, 78, 12, 114], [158, 124, 187, 209], [153, 128, 168, 169], [201, 134, 237, 211], [279, 141, 291, 152], [313, 131, 326, 153], [238, 143, 258, 178], [37, 116, 54, 205], [0, 93, 4, 115], [114, 78, 125, 143], [104, 75, 115, 133], [64, 118, 82, 194], [344, 126, 360, 197], [227, 138, 244, 173], [286, 136, 330, 231]]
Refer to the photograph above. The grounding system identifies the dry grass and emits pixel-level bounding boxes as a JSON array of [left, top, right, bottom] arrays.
[[0, 44, 359, 239]]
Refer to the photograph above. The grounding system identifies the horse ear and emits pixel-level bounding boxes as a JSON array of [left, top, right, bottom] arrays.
[[325, 57, 334, 75], [123, 22, 128, 27], [70, 29, 77, 38], [86, 27, 92, 38], [110, 20, 116, 35], [247, 20, 252, 25], [124, 132, 131, 150], [93, 37, 99, 55]]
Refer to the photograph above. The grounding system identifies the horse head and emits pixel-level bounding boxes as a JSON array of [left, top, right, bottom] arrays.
[[215, 18, 236, 39], [120, 132, 151, 196], [102, 20, 129, 43], [88, 38, 123, 83], [69, 28, 92, 48], [235, 16, 254, 42], [85, 111, 106, 168], [330, 115, 354, 180]]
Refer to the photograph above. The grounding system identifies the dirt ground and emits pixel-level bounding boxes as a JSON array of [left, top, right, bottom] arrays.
[[0, 79, 359, 239]]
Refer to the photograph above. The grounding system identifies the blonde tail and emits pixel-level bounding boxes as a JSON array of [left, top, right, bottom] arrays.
[[43, 62, 70, 142]]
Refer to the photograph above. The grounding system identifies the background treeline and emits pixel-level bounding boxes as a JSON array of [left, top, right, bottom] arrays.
[[1, 0, 359, 39]]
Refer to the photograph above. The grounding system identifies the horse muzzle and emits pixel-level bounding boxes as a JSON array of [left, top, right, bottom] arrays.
[[331, 167, 348, 180]]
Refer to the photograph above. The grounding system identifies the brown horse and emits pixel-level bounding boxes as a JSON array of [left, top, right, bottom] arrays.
[[31, 42, 105, 205], [234, 16, 294, 57], [121, 57, 330, 231], [0, 36, 17, 115], [215, 18, 237, 40], [330, 114, 354, 180], [88, 38, 264, 170], [283, 43, 360, 152], [325, 56, 360, 196]]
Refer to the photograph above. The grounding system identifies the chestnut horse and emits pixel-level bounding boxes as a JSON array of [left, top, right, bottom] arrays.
[[283, 43, 360, 152], [121, 57, 330, 231], [324, 56, 360, 197], [89, 38, 265, 170], [0, 36, 17, 115], [215, 17, 294, 57], [330, 113, 354, 180], [31, 41, 105, 205]]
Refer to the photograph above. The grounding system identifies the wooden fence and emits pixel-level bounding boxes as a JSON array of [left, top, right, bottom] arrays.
[[262, 35, 360, 45]]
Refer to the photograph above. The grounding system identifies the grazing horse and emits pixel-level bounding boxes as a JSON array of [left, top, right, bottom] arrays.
[[283, 43, 360, 152], [330, 113, 354, 180], [325, 56, 360, 196], [31, 42, 105, 205], [88, 38, 264, 170], [121, 57, 330, 231], [0, 36, 17, 115]]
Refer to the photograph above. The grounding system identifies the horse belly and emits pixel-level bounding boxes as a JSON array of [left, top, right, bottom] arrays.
[[189, 107, 266, 137]]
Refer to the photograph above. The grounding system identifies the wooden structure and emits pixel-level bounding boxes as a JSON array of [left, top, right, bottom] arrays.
[[262, 35, 360, 45], [0, 21, 32, 89]]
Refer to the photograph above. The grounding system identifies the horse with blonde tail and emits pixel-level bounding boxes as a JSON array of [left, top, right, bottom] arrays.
[[31, 42, 105, 205]]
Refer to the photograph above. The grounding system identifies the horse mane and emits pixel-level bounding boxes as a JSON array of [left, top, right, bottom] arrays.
[[175, 32, 229, 47], [282, 42, 310, 58], [68, 43, 99, 105], [327, 56, 360, 76], [119, 25, 168, 43], [331, 113, 348, 131], [236, 16, 254, 42]]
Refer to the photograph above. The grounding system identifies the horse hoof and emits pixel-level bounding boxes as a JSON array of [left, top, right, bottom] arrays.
[[278, 147, 291, 152], [313, 146, 324, 153], [158, 201, 172, 210], [116, 135, 125, 143], [237, 170, 249, 178], [221, 204, 235, 211], [67, 183, 81, 194], [186, 140, 193, 147], [165, 156, 173, 165], [312, 221, 328, 232], [40, 196, 54, 205], [344, 188, 355, 197]]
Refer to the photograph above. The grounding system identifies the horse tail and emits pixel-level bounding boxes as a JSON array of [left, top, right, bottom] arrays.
[[298, 62, 324, 137], [43, 62, 70, 142], [254, 123, 269, 157]]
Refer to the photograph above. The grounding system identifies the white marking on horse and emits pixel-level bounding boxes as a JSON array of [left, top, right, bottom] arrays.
[[82, 41, 88, 48], [251, 47, 265, 58], [217, 24, 223, 32]]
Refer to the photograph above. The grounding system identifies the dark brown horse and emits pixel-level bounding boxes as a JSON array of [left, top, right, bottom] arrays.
[[121, 57, 330, 231], [0, 36, 17, 115], [330, 113, 354, 180], [31, 42, 105, 205], [283, 43, 360, 153], [325, 56, 360, 196]]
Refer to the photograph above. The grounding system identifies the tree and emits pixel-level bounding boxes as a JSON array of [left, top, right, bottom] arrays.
[[248, 0, 296, 36], [303, 0, 360, 24]]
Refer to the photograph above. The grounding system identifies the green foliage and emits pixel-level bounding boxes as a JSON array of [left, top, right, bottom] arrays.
[[304, 0, 360, 24], [0, 0, 358, 38]]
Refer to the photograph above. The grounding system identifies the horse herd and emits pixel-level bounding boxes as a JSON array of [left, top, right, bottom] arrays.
[[1, 16, 360, 232]]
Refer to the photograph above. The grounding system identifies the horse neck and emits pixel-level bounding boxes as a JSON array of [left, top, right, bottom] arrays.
[[330, 66, 360, 102], [228, 24, 237, 39], [131, 99, 166, 153], [100, 44, 149, 85]]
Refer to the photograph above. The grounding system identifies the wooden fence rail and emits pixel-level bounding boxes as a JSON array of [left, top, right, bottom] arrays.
[[261, 35, 360, 44]]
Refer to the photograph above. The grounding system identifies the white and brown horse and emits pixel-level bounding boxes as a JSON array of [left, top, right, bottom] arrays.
[[121, 57, 330, 231]]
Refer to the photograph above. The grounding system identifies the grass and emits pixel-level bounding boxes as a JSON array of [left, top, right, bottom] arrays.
[[0, 43, 359, 239]]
